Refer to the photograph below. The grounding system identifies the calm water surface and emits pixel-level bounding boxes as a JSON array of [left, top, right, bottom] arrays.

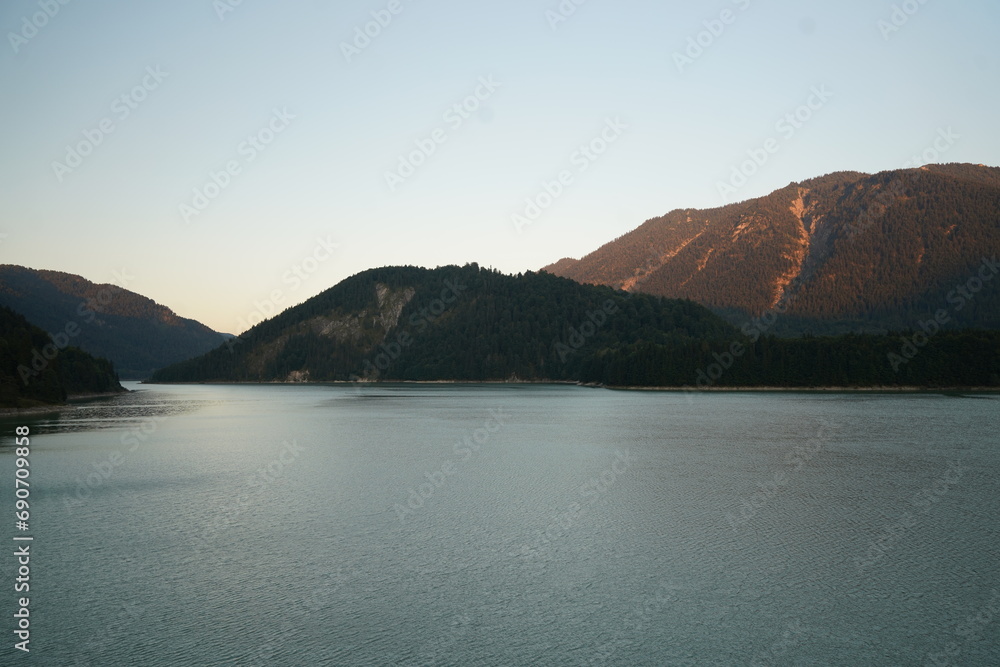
[[1, 383, 998, 665]]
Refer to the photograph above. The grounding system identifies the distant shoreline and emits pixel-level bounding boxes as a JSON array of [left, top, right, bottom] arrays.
[[137, 380, 1000, 394], [602, 385, 1000, 394]]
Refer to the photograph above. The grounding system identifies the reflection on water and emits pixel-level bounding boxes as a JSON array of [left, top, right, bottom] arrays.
[[1, 384, 217, 437], [1, 383, 998, 666]]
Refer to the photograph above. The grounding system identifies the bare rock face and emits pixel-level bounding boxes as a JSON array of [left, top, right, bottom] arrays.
[[238, 282, 418, 381], [542, 164, 1000, 331], [286, 369, 310, 383]]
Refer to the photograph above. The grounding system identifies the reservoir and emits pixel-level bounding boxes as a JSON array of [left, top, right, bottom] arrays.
[[2, 383, 998, 665]]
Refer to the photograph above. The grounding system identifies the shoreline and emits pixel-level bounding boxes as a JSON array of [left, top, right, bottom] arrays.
[[602, 385, 1000, 394], [0, 404, 72, 416], [0, 389, 130, 415], [67, 389, 130, 400], [138, 379, 1000, 394]]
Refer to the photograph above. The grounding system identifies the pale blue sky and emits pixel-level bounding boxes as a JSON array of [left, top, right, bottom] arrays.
[[2, 0, 998, 333]]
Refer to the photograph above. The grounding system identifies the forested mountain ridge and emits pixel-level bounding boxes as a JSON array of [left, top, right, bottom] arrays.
[[543, 163, 1000, 334], [1, 305, 124, 408], [0, 265, 230, 378], [150, 264, 1000, 388], [150, 265, 733, 383]]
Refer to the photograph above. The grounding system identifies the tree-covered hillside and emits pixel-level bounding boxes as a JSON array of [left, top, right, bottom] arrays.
[[150, 264, 1000, 388], [0, 265, 229, 378], [150, 264, 733, 383], [1, 305, 124, 408], [544, 164, 1000, 335]]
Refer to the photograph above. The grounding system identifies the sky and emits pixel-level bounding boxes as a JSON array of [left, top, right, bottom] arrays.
[[1, 0, 998, 334]]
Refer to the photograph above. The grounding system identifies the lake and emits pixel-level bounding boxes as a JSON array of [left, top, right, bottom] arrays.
[[2, 383, 999, 665]]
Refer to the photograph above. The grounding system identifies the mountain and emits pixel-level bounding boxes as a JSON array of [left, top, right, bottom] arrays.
[[0, 266, 230, 379], [150, 264, 732, 383], [543, 163, 1000, 334], [150, 264, 1000, 388], [1, 305, 124, 408]]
